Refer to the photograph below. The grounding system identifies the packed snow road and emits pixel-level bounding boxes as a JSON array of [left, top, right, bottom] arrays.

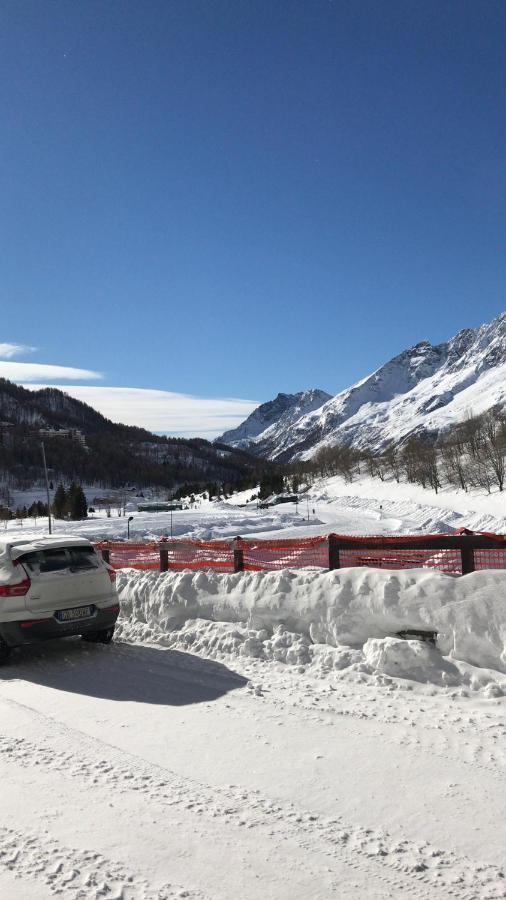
[[0, 633, 505, 899]]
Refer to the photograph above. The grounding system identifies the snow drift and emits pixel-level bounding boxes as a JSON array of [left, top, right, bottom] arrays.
[[117, 567, 506, 675]]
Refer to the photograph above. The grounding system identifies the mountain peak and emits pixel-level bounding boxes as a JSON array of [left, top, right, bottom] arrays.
[[218, 312, 506, 461], [218, 388, 332, 449]]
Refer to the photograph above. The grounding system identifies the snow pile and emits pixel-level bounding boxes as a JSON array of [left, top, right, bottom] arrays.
[[160, 619, 313, 666], [362, 637, 460, 686], [117, 566, 506, 676]]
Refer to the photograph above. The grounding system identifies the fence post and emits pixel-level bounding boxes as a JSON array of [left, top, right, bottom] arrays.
[[101, 544, 110, 565], [160, 539, 169, 573], [328, 534, 340, 570], [460, 539, 475, 575], [233, 537, 244, 573]]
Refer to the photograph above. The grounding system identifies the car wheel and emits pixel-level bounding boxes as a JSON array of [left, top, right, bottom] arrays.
[[82, 626, 115, 644], [0, 637, 11, 664]]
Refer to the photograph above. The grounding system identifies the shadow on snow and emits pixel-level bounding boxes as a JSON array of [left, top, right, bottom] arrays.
[[1, 638, 248, 706]]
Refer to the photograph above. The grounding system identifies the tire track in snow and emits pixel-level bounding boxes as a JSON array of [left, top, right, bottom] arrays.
[[251, 676, 506, 782], [0, 826, 206, 900], [1, 695, 504, 900], [293, 701, 506, 783]]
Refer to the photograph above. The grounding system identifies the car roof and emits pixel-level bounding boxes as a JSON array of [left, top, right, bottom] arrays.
[[0, 535, 93, 563]]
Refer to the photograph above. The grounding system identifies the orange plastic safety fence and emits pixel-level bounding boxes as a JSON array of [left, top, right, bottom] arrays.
[[338, 548, 463, 575], [330, 533, 460, 546], [473, 549, 506, 570], [94, 534, 506, 575], [165, 540, 234, 571], [239, 536, 329, 571], [96, 541, 159, 570]]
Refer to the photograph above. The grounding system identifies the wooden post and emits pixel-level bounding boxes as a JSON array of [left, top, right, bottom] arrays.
[[233, 537, 244, 573], [101, 546, 110, 565], [160, 540, 169, 572], [460, 540, 475, 575], [328, 534, 340, 570]]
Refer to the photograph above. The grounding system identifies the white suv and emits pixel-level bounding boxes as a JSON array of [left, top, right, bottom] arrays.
[[0, 536, 120, 663]]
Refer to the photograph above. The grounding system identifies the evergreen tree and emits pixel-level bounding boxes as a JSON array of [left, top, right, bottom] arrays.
[[259, 473, 285, 499], [52, 484, 67, 518], [75, 485, 88, 519], [68, 484, 88, 520], [67, 482, 76, 514]]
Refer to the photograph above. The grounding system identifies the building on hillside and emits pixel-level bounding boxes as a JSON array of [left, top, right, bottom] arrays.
[[137, 502, 184, 512], [38, 427, 87, 448]]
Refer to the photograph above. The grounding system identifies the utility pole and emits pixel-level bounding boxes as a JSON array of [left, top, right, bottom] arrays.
[[41, 442, 52, 534]]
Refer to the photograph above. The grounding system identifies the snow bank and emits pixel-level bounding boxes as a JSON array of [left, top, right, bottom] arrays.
[[117, 567, 506, 674], [362, 637, 460, 685]]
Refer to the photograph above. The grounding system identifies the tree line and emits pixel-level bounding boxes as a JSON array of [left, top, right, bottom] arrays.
[[0, 483, 89, 524], [0, 426, 273, 495], [287, 409, 506, 495]]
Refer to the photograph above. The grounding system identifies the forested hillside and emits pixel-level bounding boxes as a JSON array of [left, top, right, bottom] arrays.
[[0, 379, 273, 494]]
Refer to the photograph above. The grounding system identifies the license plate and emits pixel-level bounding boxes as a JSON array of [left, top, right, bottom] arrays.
[[55, 605, 93, 622]]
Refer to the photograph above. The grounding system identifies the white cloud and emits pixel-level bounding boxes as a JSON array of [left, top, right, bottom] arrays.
[[0, 342, 36, 359], [22, 385, 259, 438], [1, 361, 103, 382]]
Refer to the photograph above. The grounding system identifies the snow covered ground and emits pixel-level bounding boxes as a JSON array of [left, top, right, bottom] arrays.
[[3, 473, 506, 545], [1, 564, 506, 898], [1, 475, 505, 898]]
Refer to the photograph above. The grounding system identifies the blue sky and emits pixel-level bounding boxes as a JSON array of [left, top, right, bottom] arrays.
[[1, 1, 505, 435]]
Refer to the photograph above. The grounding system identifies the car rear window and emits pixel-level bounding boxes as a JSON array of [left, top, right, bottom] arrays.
[[68, 546, 101, 570], [18, 545, 100, 574]]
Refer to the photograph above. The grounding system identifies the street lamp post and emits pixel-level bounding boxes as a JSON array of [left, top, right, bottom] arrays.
[[41, 442, 52, 535]]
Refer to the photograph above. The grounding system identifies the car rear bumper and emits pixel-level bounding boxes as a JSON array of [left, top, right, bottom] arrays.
[[0, 604, 120, 647]]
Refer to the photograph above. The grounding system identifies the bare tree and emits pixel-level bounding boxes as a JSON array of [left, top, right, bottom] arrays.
[[483, 412, 505, 492], [440, 440, 468, 491], [382, 443, 401, 483]]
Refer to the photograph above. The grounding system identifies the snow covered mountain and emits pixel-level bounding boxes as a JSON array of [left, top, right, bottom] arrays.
[[219, 389, 332, 450], [219, 312, 506, 460]]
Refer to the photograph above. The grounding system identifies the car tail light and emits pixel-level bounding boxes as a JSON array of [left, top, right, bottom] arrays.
[[107, 568, 116, 583], [0, 576, 31, 597], [102, 603, 120, 614], [20, 618, 50, 629]]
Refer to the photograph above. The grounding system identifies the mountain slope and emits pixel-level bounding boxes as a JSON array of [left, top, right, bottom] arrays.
[[219, 312, 506, 461], [218, 389, 332, 449]]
